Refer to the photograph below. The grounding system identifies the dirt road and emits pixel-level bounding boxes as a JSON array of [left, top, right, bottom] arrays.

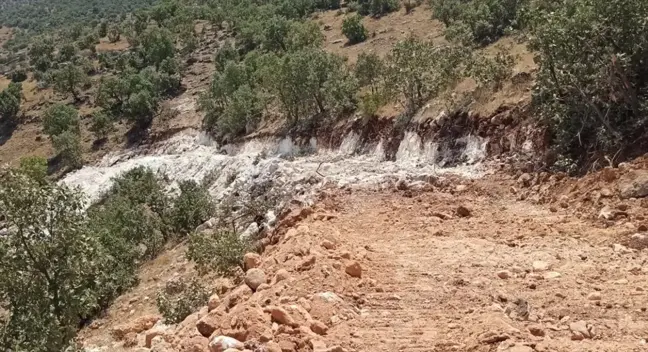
[[293, 178, 648, 352]]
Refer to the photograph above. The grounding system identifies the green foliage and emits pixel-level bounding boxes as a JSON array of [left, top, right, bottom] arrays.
[[108, 25, 121, 43], [355, 52, 384, 92], [89, 110, 115, 140], [0, 171, 100, 352], [9, 68, 28, 83], [18, 156, 48, 184], [342, 15, 368, 44], [430, 0, 526, 45], [530, 0, 648, 170], [187, 230, 250, 275], [385, 36, 465, 114], [52, 130, 83, 168], [354, 0, 400, 17], [0, 82, 22, 123], [156, 277, 208, 324], [50, 63, 90, 100], [170, 180, 215, 235], [98, 21, 109, 38], [42, 104, 80, 138], [139, 26, 176, 69], [468, 50, 514, 89]]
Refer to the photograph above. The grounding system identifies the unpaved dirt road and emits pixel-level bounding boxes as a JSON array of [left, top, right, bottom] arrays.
[[294, 177, 648, 352], [80, 173, 648, 352]]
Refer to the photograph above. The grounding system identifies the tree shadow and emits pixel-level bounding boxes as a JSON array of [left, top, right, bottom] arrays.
[[0, 119, 18, 147]]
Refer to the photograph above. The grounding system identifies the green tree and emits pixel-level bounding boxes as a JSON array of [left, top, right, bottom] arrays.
[[51, 64, 89, 101], [42, 104, 80, 138], [530, 0, 648, 170], [52, 130, 83, 168], [89, 110, 115, 140], [108, 25, 121, 43], [98, 21, 108, 38], [0, 82, 21, 123], [342, 15, 368, 44], [18, 156, 48, 184], [356, 0, 400, 17], [0, 171, 99, 352], [139, 26, 176, 70], [355, 52, 384, 92], [170, 180, 215, 235]]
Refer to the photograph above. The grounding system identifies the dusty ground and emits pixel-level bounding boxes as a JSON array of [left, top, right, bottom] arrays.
[[80, 169, 648, 352]]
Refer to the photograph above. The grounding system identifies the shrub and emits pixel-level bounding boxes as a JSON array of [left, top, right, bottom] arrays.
[[42, 104, 80, 138], [0, 82, 21, 122], [18, 156, 48, 183], [89, 110, 115, 140], [108, 26, 121, 43], [52, 130, 83, 168], [156, 277, 208, 324], [50, 63, 89, 100], [468, 50, 514, 89], [530, 0, 648, 171], [430, 0, 526, 45], [108, 167, 169, 217], [170, 180, 215, 235], [187, 230, 250, 275], [355, 52, 384, 92], [355, 0, 400, 17], [342, 15, 368, 44], [9, 67, 27, 82], [0, 170, 100, 352]]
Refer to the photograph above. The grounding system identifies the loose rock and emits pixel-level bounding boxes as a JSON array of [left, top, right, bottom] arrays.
[[265, 306, 298, 327], [345, 261, 362, 278], [528, 325, 545, 337], [274, 269, 290, 283], [310, 319, 329, 335], [321, 240, 336, 250], [496, 270, 511, 279], [209, 336, 244, 352], [456, 205, 471, 217], [243, 253, 262, 271], [532, 261, 549, 272], [587, 292, 602, 301], [569, 320, 594, 340], [245, 268, 266, 291], [207, 294, 220, 312]]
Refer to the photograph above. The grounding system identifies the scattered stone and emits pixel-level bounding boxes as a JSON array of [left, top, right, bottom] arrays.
[[274, 269, 290, 283], [298, 255, 317, 270], [245, 268, 266, 291], [196, 309, 227, 337], [145, 326, 168, 348], [257, 283, 271, 291], [518, 173, 532, 187], [209, 336, 244, 352], [310, 320, 329, 335], [500, 343, 534, 352], [587, 292, 602, 301], [111, 315, 161, 340], [431, 211, 452, 220], [549, 206, 558, 213], [226, 285, 253, 308], [123, 332, 138, 347], [265, 306, 298, 327], [528, 325, 545, 337], [321, 240, 336, 250], [613, 243, 632, 254], [207, 294, 220, 312], [456, 205, 472, 217], [265, 341, 282, 352], [345, 261, 362, 278], [532, 261, 550, 272], [496, 270, 512, 279], [629, 233, 648, 250], [598, 206, 615, 220], [243, 253, 262, 271], [544, 271, 562, 279], [340, 251, 352, 259], [569, 320, 594, 340], [619, 171, 648, 199], [478, 331, 510, 344]]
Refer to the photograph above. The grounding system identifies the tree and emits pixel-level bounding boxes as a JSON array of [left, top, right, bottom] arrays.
[[0, 82, 21, 123], [98, 21, 108, 38], [169, 180, 215, 235], [42, 104, 80, 138], [385, 36, 464, 114], [0, 170, 100, 352], [342, 15, 368, 44], [52, 130, 83, 168], [89, 110, 115, 140], [356, 0, 400, 17], [108, 25, 121, 43], [139, 27, 176, 70], [530, 0, 648, 171], [355, 52, 384, 92], [18, 156, 48, 184], [51, 64, 89, 101]]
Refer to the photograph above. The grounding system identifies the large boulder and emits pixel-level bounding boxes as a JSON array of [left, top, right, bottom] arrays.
[[111, 314, 161, 340], [208, 336, 244, 352], [244, 268, 266, 291], [619, 171, 648, 198]]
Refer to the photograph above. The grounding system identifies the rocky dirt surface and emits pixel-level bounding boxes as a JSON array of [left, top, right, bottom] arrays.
[[80, 169, 648, 352]]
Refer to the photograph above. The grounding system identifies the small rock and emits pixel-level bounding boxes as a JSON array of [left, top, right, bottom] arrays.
[[145, 326, 167, 348], [532, 261, 550, 272], [207, 294, 220, 312], [340, 251, 352, 259], [257, 283, 271, 291], [587, 292, 602, 301], [478, 331, 510, 344], [310, 320, 329, 335], [345, 261, 362, 278], [598, 205, 615, 220], [496, 270, 512, 279], [209, 336, 244, 352], [569, 320, 594, 340], [619, 171, 648, 199], [544, 271, 562, 279], [245, 268, 266, 291], [613, 243, 632, 254], [456, 205, 471, 217], [321, 240, 336, 250], [518, 173, 532, 187], [243, 253, 262, 271], [265, 306, 297, 327], [274, 269, 290, 283], [528, 325, 545, 337]]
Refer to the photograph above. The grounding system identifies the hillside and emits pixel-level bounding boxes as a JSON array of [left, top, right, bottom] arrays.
[[1, 0, 648, 352]]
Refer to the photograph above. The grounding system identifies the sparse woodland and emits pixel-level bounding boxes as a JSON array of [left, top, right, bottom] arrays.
[[1, 0, 648, 350]]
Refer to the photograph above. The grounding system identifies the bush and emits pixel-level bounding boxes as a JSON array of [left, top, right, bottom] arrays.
[[530, 0, 648, 171], [468, 50, 514, 89], [108, 26, 121, 43], [430, 0, 526, 45], [0, 171, 100, 352], [89, 110, 115, 140], [50, 63, 89, 100], [355, 0, 400, 17], [170, 180, 215, 235], [18, 156, 48, 183], [342, 15, 368, 44], [42, 104, 80, 138], [355, 52, 384, 92], [52, 130, 83, 168], [156, 277, 208, 324], [9, 67, 27, 82], [187, 230, 250, 275], [0, 82, 21, 122]]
